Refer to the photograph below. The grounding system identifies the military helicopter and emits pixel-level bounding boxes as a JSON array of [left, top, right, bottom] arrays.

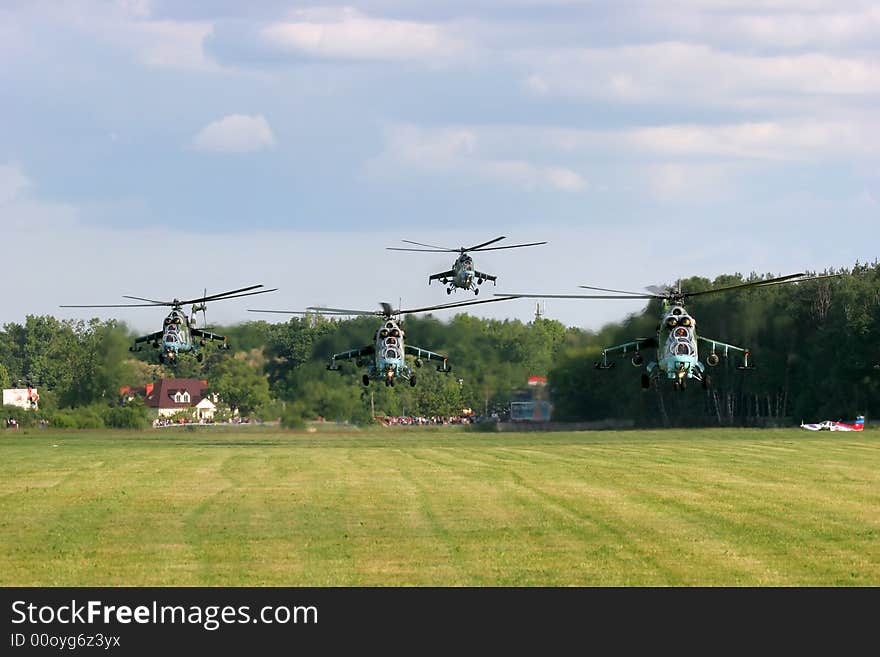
[[387, 236, 548, 295], [61, 285, 277, 365], [501, 273, 836, 390], [250, 296, 515, 387]]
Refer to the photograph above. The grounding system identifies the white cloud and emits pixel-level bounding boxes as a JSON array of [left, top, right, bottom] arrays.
[[260, 7, 472, 63], [367, 118, 877, 200], [623, 120, 878, 161], [191, 114, 276, 153], [520, 43, 880, 108], [369, 124, 586, 192]]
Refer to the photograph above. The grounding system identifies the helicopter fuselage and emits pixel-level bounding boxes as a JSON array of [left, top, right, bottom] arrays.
[[369, 319, 408, 383], [452, 254, 476, 289], [647, 304, 704, 381], [159, 308, 194, 360]]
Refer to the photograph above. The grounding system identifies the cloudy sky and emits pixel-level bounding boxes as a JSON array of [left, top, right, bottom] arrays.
[[3, 0, 878, 334]]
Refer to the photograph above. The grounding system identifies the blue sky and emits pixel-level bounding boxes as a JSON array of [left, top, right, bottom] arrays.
[[3, 1, 878, 333]]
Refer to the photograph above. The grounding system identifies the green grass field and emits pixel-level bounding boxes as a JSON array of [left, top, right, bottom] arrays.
[[1, 426, 877, 586]]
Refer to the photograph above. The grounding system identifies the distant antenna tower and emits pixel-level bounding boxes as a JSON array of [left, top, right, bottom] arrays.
[[534, 302, 544, 320]]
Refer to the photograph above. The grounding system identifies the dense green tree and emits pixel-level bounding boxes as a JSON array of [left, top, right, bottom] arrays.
[[207, 355, 271, 416]]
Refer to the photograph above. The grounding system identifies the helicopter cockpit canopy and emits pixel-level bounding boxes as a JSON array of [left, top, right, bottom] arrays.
[[163, 325, 181, 343], [460, 255, 474, 270]]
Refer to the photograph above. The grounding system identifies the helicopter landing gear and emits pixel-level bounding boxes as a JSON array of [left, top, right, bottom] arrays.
[[447, 288, 452, 295], [196, 352, 203, 363], [409, 374, 417, 387], [384, 377, 395, 387], [473, 287, 479, 295], [640, 373, 650, 390], [362, 374, 370, 387]]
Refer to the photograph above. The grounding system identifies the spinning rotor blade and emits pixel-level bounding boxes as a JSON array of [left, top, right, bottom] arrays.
[[178, 284, 273, 306], [579, 284, 656, 296], [247, 309, 337, 316], [386, 239, 457, 252], [60, 302, 168, 308], [496, 293, 656, 300], [186, 287, 278, 304], [397, 295, 519, 315], [465, 236, 507, 251], [122, 295, 171, 304], [681, 272, 809, 299], [308, 307, 383, 316], [252, 296, 519, 318], [66, 284, 276, 310], [469, 240, 548, 252]]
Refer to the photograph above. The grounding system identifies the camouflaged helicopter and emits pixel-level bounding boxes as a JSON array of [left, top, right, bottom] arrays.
[[61, 285, 277, 365], [387, 236, 547, 296], [250, 296, 515, 387], [501, 272, 838, 391]]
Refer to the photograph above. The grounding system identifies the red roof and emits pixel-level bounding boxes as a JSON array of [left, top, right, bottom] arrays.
[[144, 378, 208, 409]]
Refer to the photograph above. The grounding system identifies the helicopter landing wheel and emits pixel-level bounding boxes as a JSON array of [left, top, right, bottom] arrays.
[[196, 353, 203, 363], [447, 288, 452, 295], [474, 288, 479, 295], [409, 375, 417, 387], [362, 374, 370, 386]]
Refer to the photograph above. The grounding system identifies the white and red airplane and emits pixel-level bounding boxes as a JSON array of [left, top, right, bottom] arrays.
[[800, 416, 864, 431]]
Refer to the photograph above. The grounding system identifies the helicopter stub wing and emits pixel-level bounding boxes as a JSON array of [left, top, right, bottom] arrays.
[[697, 336, 747, 355], [595, 337, 658, 369], [697, 336, 752, 369], [602, 337, 658, 356], [192, 328, 228, 343], [405, 345, 451, 371], [428, 270, 456, 284], [474, 270, 497, 284], [330, 345, 375, 362], [133, 331, 163, 345]]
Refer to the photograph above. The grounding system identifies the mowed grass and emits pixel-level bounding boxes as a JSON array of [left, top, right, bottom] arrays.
[[1, 427, 877, 586]]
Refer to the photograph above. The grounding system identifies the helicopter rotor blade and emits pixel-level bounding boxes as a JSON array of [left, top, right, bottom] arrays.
[[465, 236, 507, 251], [181, 287, 278, 306], [494, 293, 657, 300], [177, 284, 271, 306], [386, 247, 457, 252], [680, 272, 810, 299], [122, 295, 172, 304], [247, 309, 341, 316], [387, 239, 457, 252], [397, 295, 519, 315], [579, 284, 652, 296], [469, 240, 548, 252], [60, 302, 168, 308], [307, 306, 381, 315]]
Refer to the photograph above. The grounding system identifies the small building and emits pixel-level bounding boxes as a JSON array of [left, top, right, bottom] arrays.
[[144, 378, 210, 419], [509, 375, 552, 422], [3, 388, 39, 410], [195, 397, 217, 421]]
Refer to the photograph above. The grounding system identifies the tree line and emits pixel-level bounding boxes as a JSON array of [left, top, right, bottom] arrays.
[[1, 262, 878, 428]]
